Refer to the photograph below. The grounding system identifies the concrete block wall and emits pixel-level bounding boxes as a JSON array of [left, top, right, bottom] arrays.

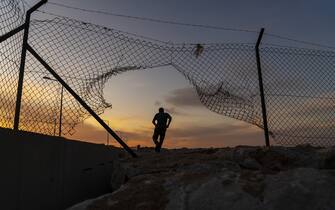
[[0, 128, 118, 210]]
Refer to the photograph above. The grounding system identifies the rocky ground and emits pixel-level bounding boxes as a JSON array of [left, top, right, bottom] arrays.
[[69, 145, 335, 210]]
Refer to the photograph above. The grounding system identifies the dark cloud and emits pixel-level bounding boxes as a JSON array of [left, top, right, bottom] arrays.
[[298, 98, 335, 117], [165, 87, 203, 107], [166, 123, 264, 148], [169, 123, 252, 139]]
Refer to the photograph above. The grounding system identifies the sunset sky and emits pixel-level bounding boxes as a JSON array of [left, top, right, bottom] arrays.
[[25, 0, 335, 148]]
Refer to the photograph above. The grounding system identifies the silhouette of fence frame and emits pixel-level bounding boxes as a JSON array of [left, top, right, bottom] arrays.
[[0, 0, 287, 153], [0, 0, 137, 158], [0, 1, 272, 151]]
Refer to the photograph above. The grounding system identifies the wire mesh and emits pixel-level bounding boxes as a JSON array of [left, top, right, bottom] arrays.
[[261, 44, 335, 146], [0, 0, 25, 129], [26, 17, 263, 136], [1, 0, 335, 147]]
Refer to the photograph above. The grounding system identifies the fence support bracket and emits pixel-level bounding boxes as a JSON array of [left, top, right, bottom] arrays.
[[0, 24, 25, 43]]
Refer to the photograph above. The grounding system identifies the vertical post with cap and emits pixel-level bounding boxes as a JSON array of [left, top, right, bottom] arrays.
[[255, 28, 270, 147], [13, 0, 48, 130]]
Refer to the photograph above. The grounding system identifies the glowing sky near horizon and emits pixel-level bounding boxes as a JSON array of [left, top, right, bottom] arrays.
[[25, 0, 335, 148]]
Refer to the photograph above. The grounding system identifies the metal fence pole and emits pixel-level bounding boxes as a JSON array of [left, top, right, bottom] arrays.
[[255, 28, 270, 147], [13, 0, 48, 130]]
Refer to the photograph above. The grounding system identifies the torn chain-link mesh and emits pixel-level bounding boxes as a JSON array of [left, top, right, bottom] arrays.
[[1, 0, 335, 146]]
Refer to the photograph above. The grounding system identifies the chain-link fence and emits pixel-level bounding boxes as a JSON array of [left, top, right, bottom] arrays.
[[261, 45, 335, 146], [1, 0, 335, 147]]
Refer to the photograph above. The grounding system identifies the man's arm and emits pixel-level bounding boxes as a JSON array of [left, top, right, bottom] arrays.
[[152, 115, 157, 126], [166, 114, 172, 128]]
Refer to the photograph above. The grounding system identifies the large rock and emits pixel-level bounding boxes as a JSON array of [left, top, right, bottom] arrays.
[[68, 146, 335, 210], [165, 168, 263, 210], [263, 168, 335, 210]]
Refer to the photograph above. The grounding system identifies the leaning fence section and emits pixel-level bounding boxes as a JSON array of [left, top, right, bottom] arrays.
[[0, 0, 335, 148]]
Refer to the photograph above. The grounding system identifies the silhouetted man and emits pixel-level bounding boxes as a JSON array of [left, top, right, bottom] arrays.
[[152, 107, 172, 152]]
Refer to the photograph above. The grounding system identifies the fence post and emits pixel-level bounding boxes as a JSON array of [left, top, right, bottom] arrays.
[[13, 0, 48, 130], [255, 28, 270, 147]]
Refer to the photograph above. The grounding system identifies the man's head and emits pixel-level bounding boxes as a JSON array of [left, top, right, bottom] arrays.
[[159, 107, 164, 113]]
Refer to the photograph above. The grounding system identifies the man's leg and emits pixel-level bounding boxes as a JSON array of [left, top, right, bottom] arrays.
[[156, 130, 166, 152], [152, 128, 159, 151]]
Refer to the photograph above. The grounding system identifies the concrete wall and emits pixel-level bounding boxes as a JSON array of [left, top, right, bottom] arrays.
[[0, 128, 119, 210]]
